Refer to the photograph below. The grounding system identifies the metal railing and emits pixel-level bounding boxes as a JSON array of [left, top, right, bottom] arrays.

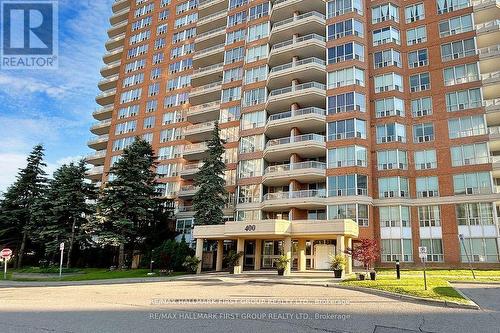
[[263, 189, 326, 201], [266, 133, 325, 148], [190, 81, 222, 94], [196, 26, 226, 40], [189, 101, 220, 114], [269, 82, 326, 97], [264, 161, 326, 175], [270, 57, 325, 74], [268, 107, 326, 122], [271, 33, 325, 51], [272, 11, 325, 30], [195, 43, 225, 56]]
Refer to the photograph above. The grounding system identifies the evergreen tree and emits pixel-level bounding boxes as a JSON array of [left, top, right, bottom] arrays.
[[193, 122, 226, 226], [0, 144, 48, 268], [98, 139, 158, 268]]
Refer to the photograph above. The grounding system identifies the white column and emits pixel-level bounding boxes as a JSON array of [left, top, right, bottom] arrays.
[[284, 236, 292, 276], [344, 237, 352, 275], [235, 238, 244, 274], [195, 238, 204, 274], [298, 239, 306, 272], [336, 235, 345, 278], [216, 240, 224, 272], [255, 239, 262, 271]]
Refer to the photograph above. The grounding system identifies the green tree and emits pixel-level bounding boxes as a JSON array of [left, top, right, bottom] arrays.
[[0, 144, 48, 268], [98, 139, 158, 268], [38, 160, 97, 267], [192, 122, 226, 226]]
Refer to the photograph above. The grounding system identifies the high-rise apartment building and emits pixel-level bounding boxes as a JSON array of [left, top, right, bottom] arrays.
[[88, 0, 500, 272]]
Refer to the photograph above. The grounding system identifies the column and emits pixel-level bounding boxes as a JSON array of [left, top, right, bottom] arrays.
[[298, 239, 306, 272], [216, 239, 224, 272], [235, 238, 245, 274], [336, 235, 345, 277], [344, 237, 352, 275], [284, 236, 292, 276], [255, 239, 262, 271], [195, 238, 204, 274]]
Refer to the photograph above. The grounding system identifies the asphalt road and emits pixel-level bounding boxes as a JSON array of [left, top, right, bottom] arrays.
[[0, 279, 498, 333]]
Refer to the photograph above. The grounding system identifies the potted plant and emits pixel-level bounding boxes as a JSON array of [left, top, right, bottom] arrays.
[[274, 255, 290, 276], [329, 254, 346, 278], [344, 239, 379, 281], [182, 256, 201, 274], [224, 250, 244, 274]]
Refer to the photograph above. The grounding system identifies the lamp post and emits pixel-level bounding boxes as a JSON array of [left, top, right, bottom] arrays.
[[395, 259, 400, 279]]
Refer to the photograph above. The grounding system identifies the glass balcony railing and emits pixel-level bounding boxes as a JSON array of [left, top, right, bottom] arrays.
[[270, 57, 325, 74], [272, 11, 325, 30], [263, 189, 326, 201], [266, 134, 325, 148], [264, 161, 326, 175], [269, 82, 326, 97], [271, 33, 325, 52], [268, 107, 326, 122]]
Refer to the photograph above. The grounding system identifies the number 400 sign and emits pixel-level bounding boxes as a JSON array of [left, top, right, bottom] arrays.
[[244, 225, 256, 232]]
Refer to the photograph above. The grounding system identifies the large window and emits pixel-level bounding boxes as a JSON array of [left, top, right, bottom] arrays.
[[380, 206, 410, 227], [439, 14, 473, 37], [405, 3, 425, 23], [372, 3, 399, 23], [453, 172, 492, 195], [418, 206, 441, 227], [460, 238, 499, 262], [373, 26, 400, 46], [238, 184, 260, 203], [243, 87, 267, 106], [376, 123, 406, 143], [443, 63, 479, 86], [375, 97, 404, 118], [327, 67, 365, 88], [416, 177, 439, 197], [374, 72, 403, 93], [406, 26, 427, 45], [238, 159, 263, 178], [241, 111, 266, 129], [328, 118, 366, 141], [420, 239, 444, 262], [413, 122, 434, 143], [328, 92, 366, 114], [327, 0, 363, 18], [414, 149, 437, 170], [437, 0, 470, 14], [451, 143, 489, 167], [377, 150, 408, 170], [448, 115, 486, 139], [328, 145, 367, 168], [328, 204, 369, 227], [408, 49, 428, 69], [247, 22, 269, 42], [328, 43, 364, 64], [456, 202, 495, 226], [328, 174, 368, 196], [409, 72, 430, 92], [411, 97, 432, 117], [246, 45, 268, 63], [378, 177, 409, 198], [374, 49, 401, 69], [446, 88, 482, 112], [381, 239, 413, 262], [327, 19, 364, 40], [240, 134, 264, 153], [441, 38, 476, 62]]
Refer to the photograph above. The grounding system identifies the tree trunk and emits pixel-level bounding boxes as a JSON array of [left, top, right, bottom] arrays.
[[16, 230, 28, 269], [118, 243, 125, 269], [66, 218, 77, 268]]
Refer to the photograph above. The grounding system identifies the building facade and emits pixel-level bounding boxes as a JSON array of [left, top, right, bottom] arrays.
[[88, 0, 500, 272]]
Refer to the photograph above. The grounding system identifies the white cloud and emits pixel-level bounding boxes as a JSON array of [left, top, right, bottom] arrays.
[[0, 153, 27, 194]]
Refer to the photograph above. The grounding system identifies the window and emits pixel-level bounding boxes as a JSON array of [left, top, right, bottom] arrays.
[[247, 22, 269, 42], [408, 49, 428, 68], [113, 136, 135, 151], [115, 120, 137, 135], [375, 97, 404, 118], [381, 239, 413, 262], [120, 88, 142, 104], [240, 134, 264, 153], [448, 115, 486, 139], [328, 204, 369, 227], [374, 72, 403, 92], [443, 63, 479, 86], [146, 100, 158, 112], [377, 150, 408, 170], [229, 0, 247, 10], [460, 238, 499, 263], [378, 177, 409, 198], [409, 72, 430, 92], [327, 19, 364, 40], [227, 11, 247, 27], [246, 45, 268, 63], [328, 42, 365, 64], [226, 29, 246, 45], [248, 2, 269, 21], [373, 26, 400, 46], [160, 128, 181, 143], [241, 111, 266, 129], [118, 105, 139, 119], [446, 88, 482, 112], [236, 210, 260, 221], [416, 177, 439, 197], [456, 203, 495, 226], [437, 0, 470, 14], [379, 206, 410, 227], [221, 87, 241, 102], [372, 3, 399, 23], [376, 123, 406, 143], [439, 14, 473, 37], [441, 38, 476, 62], [453, 172, 492, 195], [328, 92, 366, 114], [405, 3, 425, 23], [327, 0, 363, 18], [414, 150, 437, 170], [328, 145, 367, 168], [238, 159, 263, 178], [157, 163, 179, 177], [244, 65, 267, 84], [406, 26, 426, 45], [222, 67, 243, 84], [418, 206, 441, 227], [243, 88, 267, 106], [373, 49, 401, 68], [224, 47, 245, 64], [328, 118, 366, 141], [327, 174, 368, 196], [151, 67, 162, 79], [420, 239, 444, 262], [327, 67, 365, 88], [238, 184, 260, 204], [143, 116, 155, 129], [413, 123, 434, 143], [451, 143, 489, 166], [158, 145, 182, 160], [148, 83, 160, 96], [412, 97, 432, 117], [220, 106, 240, 123], [162, 110, 183, 125]]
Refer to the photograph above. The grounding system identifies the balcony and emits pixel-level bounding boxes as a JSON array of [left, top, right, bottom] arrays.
[[187, 101, 220, 123], [184, 121, 216, 142], [264, 134, 326, 162], [112, 0, 130, 14], [195, 26, 226, 51], [178, 185, 199, 198], [489, 126, 500, 151], [90, 119, 112, 135], [87, 166, 105, 181], [270, 12, 326, 44], [189, 81, 222, 106], [482, 71, 500, 99], [473, 0, 500, 23], [262, 189, 326, 211], [105, 32, 125, 52], [476, 19, 500, 48], [492, 155, 500, 177], [88, 135, 109, 150], [98, 74, 119, 91], [479, 44, 500, 74], [183, 142, 209, 161], [110, 6, 129, 26], [85, 150, 107, 166], [95, 88, 116, 106], [191, 63, 224, 87], [266, 82, 326, 113], [263, 161, 326, 186], [268, 57, 326, 90], [93, 105, 114, 121], [486, 99, 500, 125], [197, 9, 226, 34], [198, 0, 228, 19], [271, 0, 326, 22], [269, 34, 326, 67], [193, 43, 225, 68], [103, 46, 124, 64], [100, 59, 121, 77], [108, 20, 128, 38], [180, 162, 203, 180], [266, 107, 326, 138]]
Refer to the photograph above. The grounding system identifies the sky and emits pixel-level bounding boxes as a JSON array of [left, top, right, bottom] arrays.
[[0, 0, 114, 193]]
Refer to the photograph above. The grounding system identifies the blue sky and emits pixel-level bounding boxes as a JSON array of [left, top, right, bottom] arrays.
[[0, 0, 114, 192]]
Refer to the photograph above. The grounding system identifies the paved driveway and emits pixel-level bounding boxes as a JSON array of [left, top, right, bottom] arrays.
[[452, 283, 500, 324], [0, 279, 498, 333]]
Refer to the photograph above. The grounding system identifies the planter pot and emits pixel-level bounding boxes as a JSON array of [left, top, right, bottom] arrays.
[[357, 273, 365, 281], [370, 272, 376, 280], [333, 269, 343, 278], [277, 268, 285, 276]]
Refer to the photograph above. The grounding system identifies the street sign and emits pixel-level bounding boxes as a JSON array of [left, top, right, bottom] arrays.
[[418, 246, 427, 260], [59, 242, 65, 251], [0, 248, 12, 259], [59, 243, 64, 278]]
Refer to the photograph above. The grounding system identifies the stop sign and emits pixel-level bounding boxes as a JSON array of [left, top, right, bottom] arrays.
[[0, 248, 12, 259]]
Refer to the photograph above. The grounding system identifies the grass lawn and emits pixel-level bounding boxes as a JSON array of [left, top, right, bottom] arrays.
[[375, 269, 500, 281]]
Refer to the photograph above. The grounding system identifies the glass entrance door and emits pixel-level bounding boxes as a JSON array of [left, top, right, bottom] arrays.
[[244, 240, 255, 268], [262, 240, 283, 268]]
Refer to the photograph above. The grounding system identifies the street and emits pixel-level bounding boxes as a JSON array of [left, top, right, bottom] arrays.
[[0, 278, 499, 333]]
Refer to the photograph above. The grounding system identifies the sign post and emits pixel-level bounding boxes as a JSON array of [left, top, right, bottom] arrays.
[[59, 242, 65, 278], [458, 234, 476, 279], [0, 248, 13, 280], [418, 246, 428, 290]]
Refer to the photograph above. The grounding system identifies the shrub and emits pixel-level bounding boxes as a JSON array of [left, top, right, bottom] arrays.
[[151, 239, 194, 271]]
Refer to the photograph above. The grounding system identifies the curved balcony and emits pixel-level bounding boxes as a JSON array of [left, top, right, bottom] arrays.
[[178, 185, 199, 198], [85, 150, 107, 166], [482, 71, 500, 99], [476, 19, 500, 48], [265, 107, 326, 138], [103, 46, 124, 64], [271, 0, 326, 22], [263, 161, 326, 186], [197, 9, 226, 34], [191, 63, 224, 87], [473, 0, 500, 24], [269, 34, 326, 67], [187, 101, 220, 123], [270, 12, 325, 44], [90, 119, 112, 135], [262, 189, 326, 211], [266, 81, 326, 113], [88, 135, 109, 151], [95, 88, 116, 106], [184, 121, 216, 142], [110, 6, 129, 26], [189, 81, 222, 106], [195, 26, 226, 51], [108, 20, 128, 38], [180, 162, 203, 180], [112, 0, 130, 14], [198, 0, 228, 20], [105, 32, 125, 52], [479, 44, 500, 74], [264, 134, 326, 162], [268, 57, 326, 90], [193, 43, 225, 68], [486, 99, 500, 125], [93, 105, 114, 121], [98, 74, 119, 91], [183, 142, 209, 161], [100, 59, 121, 77], [87, 166, 105, 181]]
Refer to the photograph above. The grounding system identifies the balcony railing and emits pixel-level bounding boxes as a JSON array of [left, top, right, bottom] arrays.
[[478, 44, 500, 56], [196, 26, 226, 40], [485, 98, 500, 109], [190, 81, 222, 94], [264, 161, 326, 175], [270, 57, 325, 74], [188, 101, 220, 115], [185, 121, 216, 134], [192, 63, 224, 75], [88, 135, 109, 144], [198, 9, 226, 24], [482, 71, 500, 81], [476, 19, 500, 31], [266, 133, 325, 148], [183, 162, 203, 171], [91, 119, 112, 128], [271, 33, 325, 51], [272, 11, 325, 30], [184, 142, 209, 153], [269, 82, 326, 97], [195, 43, 225, 57], [86, 150, 107, 160], [88, 166, 105, 175], [268, 107, 326, 122], [263, 189, 326, 201]]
